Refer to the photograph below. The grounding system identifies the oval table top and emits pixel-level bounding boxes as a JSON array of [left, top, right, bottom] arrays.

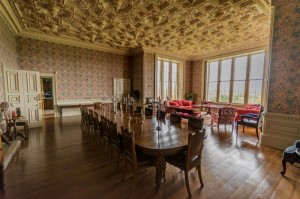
[[92, 108, 203, 185], [92, 108, 199, 153]]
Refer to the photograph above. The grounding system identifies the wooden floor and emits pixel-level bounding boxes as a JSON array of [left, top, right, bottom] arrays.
[[1, 116, 300, 199]]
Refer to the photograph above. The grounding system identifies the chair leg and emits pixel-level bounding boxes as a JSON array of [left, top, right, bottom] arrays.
[[197, 165, 204, 187], [256, 128, 259, 140], [123, 160, 127, 181], [242, 125, 245, 133], [116, 152, 120, 171], [106, 145, 111, 160], [132, 168, 137, 189], [184, 171, 192, 198], [109, 148, 113, 163]]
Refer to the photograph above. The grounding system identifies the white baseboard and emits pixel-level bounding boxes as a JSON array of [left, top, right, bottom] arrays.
[[3, 140, 21, 170]]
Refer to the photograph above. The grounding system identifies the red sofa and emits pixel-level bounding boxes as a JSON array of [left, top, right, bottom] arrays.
[[166, 100, 197, 118], [168, 100, 193, 107]]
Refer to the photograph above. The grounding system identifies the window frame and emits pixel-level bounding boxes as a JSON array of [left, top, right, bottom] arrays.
[[205, 51, 266, 105], [155, 57, 183, 101]]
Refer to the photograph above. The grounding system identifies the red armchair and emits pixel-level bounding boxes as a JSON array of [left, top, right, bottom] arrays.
[[211, 107, 237, 130]]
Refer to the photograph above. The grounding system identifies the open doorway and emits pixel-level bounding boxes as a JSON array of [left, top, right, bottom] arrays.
[[40, 73, 57, 118]]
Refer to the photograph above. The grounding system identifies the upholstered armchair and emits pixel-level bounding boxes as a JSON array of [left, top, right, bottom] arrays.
[[211, 107, 237, 130], [236, 106, 264, 139]]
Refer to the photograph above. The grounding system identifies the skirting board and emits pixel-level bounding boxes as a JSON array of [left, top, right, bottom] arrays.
[[260, 113, 300, 150], [3, 140, 21, 170]]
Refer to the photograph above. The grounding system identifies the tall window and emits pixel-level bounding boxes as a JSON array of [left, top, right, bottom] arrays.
[[156, 58, 183, 101], [206, 51, 265, 104], [233, 56, 247, 103], [207, 61, 218, 102]]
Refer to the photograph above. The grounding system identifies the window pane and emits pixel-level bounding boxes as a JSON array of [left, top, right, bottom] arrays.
[[156, 59, 181, 100], [208, 61, 218, 81], [248, 80, 262, 104], [172, 63, 177, 82], [234, 56, 247, 80], [207, 82, 217, 102], [250, 53, 265, 79], [220, 59, 232, 81], [163, 82, 169, 100], [219, 81, 230, 102], [163, 61, 169, 81], [156, 61, 161, 82], [156, 82, 160, 98], [233, 81, 245, 103], [171, 83, 177, 99]]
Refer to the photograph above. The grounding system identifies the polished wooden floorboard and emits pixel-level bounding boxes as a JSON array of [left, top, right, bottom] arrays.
[[1, 116, 300, 199]]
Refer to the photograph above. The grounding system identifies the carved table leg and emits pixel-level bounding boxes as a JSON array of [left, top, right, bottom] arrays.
[[154, 153, 166, 186], [281, 159, 286, 176]]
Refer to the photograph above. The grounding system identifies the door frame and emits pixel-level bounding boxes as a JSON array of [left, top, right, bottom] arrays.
[[40, 72, 58, 117], [113, 78, 131, 102]]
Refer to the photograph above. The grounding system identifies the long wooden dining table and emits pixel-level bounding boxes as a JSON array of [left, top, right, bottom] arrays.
[[92, 108, 201, 186]]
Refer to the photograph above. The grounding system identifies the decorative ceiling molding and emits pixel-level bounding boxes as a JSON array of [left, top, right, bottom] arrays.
[[20, 30, 129, 55], [0, 0, 22, 33], [1, 0, 271, 59]]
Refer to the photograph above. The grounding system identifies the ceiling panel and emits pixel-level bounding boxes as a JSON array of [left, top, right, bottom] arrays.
[[7, 0, 271, 58]]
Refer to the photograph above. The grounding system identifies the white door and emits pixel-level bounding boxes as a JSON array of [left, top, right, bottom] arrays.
[[113, 78, 131, 102], [3, 68, 25, 117], [23, 70, 42, 127], [3, 67, 42, 127]]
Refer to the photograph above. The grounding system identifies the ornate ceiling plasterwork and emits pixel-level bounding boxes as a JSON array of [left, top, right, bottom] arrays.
[[4, 0, 271, 59]]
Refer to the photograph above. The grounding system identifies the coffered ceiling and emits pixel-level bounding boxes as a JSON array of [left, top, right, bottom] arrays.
[[1, 0, 271, 59]]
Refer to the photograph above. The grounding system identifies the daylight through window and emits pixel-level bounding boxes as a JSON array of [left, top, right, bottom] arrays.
[[206, 51, 265, 104]]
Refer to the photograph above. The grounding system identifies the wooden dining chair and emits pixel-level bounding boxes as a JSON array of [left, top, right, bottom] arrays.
[[122, 128, 154, 187], [166, 129, 206, 198], [108, 122, 123, 170], [93, 112, 101, 143], [100, 116, 109, 150], [87, 109, 95, 136], [82, 107, 89, 134], [79, 104, 86, 130]]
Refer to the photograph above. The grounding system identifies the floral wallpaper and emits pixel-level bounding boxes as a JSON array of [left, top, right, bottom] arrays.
[[131, 53, 143, 104], [143, 52, 155, 99], [191, 60, 203, 103], [17, 37, 129, 100], [185, 61, 192, 94], [268, 0, 300, 114], [0, 16, 18, 102]]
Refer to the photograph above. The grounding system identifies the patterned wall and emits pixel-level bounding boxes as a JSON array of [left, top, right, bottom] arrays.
[[268, 0, 300, 115], [191, 60, 203, 103], [17, 37, 129, 100], [185, 61, 193, 94], [143, 52, 155, 99], [0, 16, 18, 102], [131, 53, 143, 104]]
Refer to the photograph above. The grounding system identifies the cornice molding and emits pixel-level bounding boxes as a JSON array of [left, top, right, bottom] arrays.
[[142, 46, 191, 60], [19, 30, 130, 56], [264, 112, 300, 121], [190, 42, 269, 61], [0, 0, 22, 34]]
